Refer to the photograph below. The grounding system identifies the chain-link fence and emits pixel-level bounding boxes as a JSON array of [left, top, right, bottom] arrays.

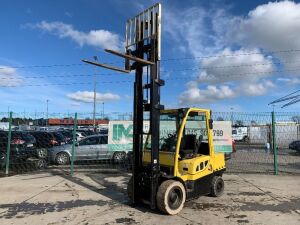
[[0, 111, 299, 177]]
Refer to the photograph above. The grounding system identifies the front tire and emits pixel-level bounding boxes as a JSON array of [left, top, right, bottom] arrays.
[[156, 180, 186, 215], [210, 176, 224, 197], [56, 152, 70, 165]]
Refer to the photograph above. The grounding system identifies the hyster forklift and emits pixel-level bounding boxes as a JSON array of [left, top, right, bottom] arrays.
[[82, 3, 225, 215]]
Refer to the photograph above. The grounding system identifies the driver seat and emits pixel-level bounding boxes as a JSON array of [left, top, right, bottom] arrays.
[[180, 134, 197, 158]]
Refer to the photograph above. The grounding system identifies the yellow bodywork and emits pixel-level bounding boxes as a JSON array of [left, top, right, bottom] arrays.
[[143, 108, 225, 182]]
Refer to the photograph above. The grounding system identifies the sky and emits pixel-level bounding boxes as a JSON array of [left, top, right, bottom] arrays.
[[0, 0, 300, 117]]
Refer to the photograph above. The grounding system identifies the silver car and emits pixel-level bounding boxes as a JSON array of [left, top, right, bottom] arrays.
[[48, 134, 126, 165]]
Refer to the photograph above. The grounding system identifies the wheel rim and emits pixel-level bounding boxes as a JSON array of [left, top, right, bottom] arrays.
[[37, 160, 45, 169], [168, 187, 183, 210], [38, 149, 47, 158], [57, 153, 67, 164], [114, 152, 124, 161]]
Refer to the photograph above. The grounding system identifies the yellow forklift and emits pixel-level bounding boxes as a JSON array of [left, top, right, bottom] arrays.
[[82, 3, 225, 215]]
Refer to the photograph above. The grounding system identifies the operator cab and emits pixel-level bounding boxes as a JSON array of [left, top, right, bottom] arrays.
[[143, 108, 218, 177]]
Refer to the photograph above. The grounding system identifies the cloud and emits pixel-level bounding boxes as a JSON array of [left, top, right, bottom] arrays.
[[239, 80, 275, 96], [164, 6, 227, 58], [26, 21, 123, 50], [70, 102, 80, 107], [277, 77, 300, 85], [67, 91, 120, 103], [230, 1, 300, 70], [179, 81, 235, 105], [198, 48, 273, 84], [0, 66, 22, 87], [178, 47, 276, 104]]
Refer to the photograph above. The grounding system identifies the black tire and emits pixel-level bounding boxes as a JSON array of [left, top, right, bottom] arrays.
[[156, 180, 186, 215], [243, 136, 249, 143], [55, 152, 70, 165], [0, 152, 6, 169], [36, 148, 47, 159], [210, 176, 224, 197], [113, 152, 126, 164], [35, 159, 47, 170], [127, 176, 133, 202]]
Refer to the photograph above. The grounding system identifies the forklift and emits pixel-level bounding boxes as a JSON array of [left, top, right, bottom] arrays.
[[82, 3, 226, 215]]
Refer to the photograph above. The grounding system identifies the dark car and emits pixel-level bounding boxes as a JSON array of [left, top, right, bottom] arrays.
[[289, 141, 300, 152], [59, 130, 73, 142], [0, 131, 33, 168], [51, 131, 68, 145], [30, 131, 60, 149]]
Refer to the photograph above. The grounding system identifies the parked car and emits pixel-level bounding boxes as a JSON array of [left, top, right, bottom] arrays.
[[225, 140, 236, 161], [289, 141, 300, 152], [0, 131, 28, 166], [48, 134, 126, 165]]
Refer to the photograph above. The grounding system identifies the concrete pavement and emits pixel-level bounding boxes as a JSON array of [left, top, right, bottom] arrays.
[[0, 170, 299, 225]]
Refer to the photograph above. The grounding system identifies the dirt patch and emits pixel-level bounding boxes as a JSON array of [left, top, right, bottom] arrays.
[[0, 199, 112, 219], [225, 214, 247, 219], [237, 219, 249, 223], [227, 192, 266, 196], [115, 217, 137, 224]]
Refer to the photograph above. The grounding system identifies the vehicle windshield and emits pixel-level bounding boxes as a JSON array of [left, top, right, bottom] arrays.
[[144, 110, 183, 152]]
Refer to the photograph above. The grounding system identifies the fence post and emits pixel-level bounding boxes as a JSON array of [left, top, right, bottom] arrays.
[[70, 112, 78, 176], [271, 111, 278, 175], [5, 112, 12, 175]]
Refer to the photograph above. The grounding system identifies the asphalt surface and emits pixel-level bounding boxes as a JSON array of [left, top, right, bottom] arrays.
[[0, 169, 299, 225]]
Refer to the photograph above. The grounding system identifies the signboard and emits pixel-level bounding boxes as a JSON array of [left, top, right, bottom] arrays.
[[108, 121, 232, 153]]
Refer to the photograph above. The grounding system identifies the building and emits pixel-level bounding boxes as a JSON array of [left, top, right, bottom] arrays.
[[48, 118, 109, 126]]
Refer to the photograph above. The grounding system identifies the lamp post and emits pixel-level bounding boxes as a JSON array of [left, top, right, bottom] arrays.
[[102, 102, 104, 119], [46, 99, 49, 127], [93, 56, 98, 130]]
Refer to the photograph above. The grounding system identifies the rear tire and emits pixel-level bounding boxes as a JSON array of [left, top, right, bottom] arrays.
[[56, 152, 70, 165], [156, 180, 186, 215], [210, 176, 224, 197], [113, 152, 126, 164]]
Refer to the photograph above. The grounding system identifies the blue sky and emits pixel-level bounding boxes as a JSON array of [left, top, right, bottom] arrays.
[[0, 0, 300, 116]]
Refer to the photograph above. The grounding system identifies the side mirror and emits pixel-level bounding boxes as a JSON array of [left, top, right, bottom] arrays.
[[209, 119, 213, 129]]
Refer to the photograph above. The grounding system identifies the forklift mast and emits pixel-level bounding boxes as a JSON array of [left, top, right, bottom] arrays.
[[81, 3, 163, 209], [131, 4, 164, 208]]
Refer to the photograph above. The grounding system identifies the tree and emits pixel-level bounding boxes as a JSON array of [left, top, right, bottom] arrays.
[[251, 120, 257, 125], [291, 116, 300, 123], [235, 120, 244, 126]]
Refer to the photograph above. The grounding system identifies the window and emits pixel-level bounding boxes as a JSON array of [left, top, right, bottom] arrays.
[[80, 137, 98, 145], [100, 136, 108, 144], [180, 111, 210, 157]]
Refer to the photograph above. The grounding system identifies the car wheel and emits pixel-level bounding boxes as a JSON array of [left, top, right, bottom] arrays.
[[36, 159, 47, 169], [55, 152, 70, 165], [156, 180, 186, 215], [0, 152, 6, 169], [113, 152, 126, 164], [36, 148, 47, 159], [210, 176, 224, 197], [243, 136, 249, 142]]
